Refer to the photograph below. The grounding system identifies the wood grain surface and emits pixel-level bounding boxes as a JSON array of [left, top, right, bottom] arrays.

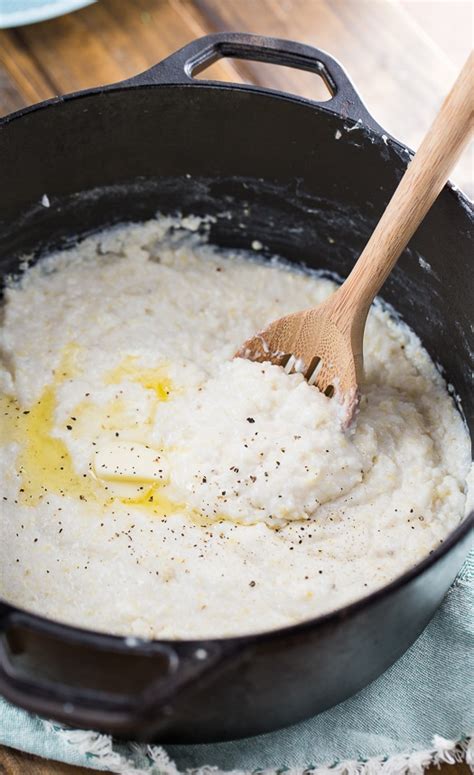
[[0, 0, 472, 772]]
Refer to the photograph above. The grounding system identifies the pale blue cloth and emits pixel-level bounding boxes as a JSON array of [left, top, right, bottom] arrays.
[[0, 553, 473, 772]]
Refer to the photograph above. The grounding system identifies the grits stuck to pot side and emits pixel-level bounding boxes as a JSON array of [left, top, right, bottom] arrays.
[[0, 34, 472, 743]]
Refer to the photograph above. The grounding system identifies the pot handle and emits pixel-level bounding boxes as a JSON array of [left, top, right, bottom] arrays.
[[0, 605, 239, 736], [120, 32, 382, 132]]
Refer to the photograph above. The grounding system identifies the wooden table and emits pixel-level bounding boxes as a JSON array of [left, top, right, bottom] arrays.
[[0, 1, 471, 772]]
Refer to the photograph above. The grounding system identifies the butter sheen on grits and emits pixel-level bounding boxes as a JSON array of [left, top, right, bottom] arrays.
[[0, 216, 471, 639]]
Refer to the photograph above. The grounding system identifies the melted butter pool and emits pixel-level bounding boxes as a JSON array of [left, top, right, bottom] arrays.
[[1, 348, 179, 514], [17, 384, 98, 507], [0, 345, 98, 506], [106, 356, 172, 401]]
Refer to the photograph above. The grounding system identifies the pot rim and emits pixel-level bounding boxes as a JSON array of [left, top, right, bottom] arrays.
[[1, 78, 472, 213]]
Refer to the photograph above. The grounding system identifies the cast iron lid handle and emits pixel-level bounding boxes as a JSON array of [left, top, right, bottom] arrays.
[[120, 32, 383, 133], [0, 603, 241, 735]]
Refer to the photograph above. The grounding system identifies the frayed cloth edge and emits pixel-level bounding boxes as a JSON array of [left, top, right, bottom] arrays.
[[41, 721, 474, 775]]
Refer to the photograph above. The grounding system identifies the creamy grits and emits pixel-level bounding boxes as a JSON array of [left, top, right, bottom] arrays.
[[0, 215, 471, 639]]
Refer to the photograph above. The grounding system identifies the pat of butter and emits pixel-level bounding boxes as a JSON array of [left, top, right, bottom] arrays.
[[102, 480, 155, 501], [93, 442, 167, 483]]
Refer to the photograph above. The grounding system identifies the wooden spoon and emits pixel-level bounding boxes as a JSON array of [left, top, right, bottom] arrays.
[[235, 52, 473, 428]]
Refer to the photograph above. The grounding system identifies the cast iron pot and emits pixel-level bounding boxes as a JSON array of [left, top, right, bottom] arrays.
[[0, 33, 472, 743]]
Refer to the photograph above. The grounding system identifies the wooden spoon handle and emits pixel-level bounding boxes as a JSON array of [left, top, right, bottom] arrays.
[[336, 51, 473, 319]]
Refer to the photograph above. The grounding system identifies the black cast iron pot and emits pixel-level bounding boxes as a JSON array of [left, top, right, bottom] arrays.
[[0, 33, 472, 743]]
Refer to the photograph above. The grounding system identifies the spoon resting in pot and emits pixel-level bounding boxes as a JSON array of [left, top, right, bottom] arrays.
[[235, 53, 473, 429]]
